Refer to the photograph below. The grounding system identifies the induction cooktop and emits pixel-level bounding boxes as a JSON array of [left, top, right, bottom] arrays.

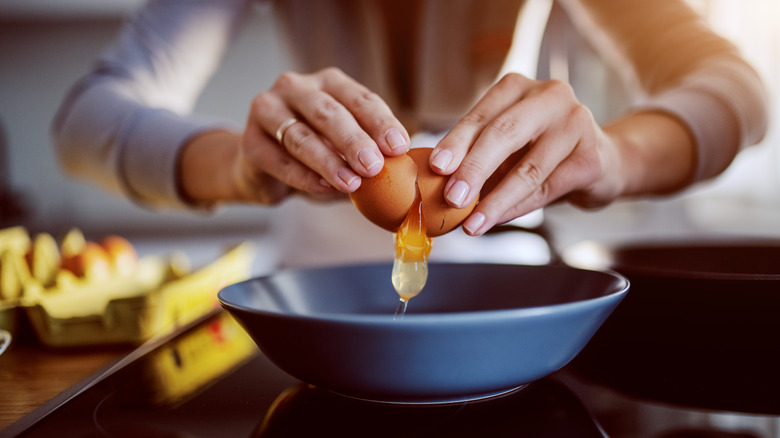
[[3, 310, 777, 438]]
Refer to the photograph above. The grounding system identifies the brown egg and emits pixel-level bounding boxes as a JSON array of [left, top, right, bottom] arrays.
[[349, 153, 417, 232], [350, 148, 478, 237], [101, 235, 138, 275], [61, 241, 112, 280]]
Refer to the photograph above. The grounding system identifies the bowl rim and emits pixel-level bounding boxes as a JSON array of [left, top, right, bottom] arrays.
[[218, 262, 629, 325]]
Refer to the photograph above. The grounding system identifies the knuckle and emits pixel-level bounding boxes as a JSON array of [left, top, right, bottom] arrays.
[[319, 66, 345, 79], [499, 72, 527, 88], [542, 79, 575, 100], [461, 111, 490, 127], [513, 160, 545, 186], [311, 98, 342, 125], [488, 114, 518, 139], [520, 179, 552, 211], [283, 125, 313, 154], [349, 89, 382, 113], [250, 92, 274, 114], [570, 102, 592, 119], [545, 78, 570, 93], [340, 132, 366, 154], [535, 180, 551, 201], [273, 71, 300, 90], [569, 104, 594, 129]]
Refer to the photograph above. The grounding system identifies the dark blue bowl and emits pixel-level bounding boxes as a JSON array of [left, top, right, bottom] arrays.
[[219, 263, 628, 404]]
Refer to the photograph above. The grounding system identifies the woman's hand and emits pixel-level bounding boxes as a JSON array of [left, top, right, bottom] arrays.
[[179, 67, 411, 206], [428, 73, 695, 236]]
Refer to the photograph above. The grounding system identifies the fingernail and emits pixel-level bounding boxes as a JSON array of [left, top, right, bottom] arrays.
[[463, 212, 486, 235], [358, 149, 383, 172], [430, 149, 453, 172], [446, 180, 470, 207], [319, 178, 332, 188], [338, 168, 360, 189], [385, 129, 408, 152]]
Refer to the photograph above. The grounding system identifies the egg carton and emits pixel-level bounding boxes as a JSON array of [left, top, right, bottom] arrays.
[[0, 226, 255, 347]]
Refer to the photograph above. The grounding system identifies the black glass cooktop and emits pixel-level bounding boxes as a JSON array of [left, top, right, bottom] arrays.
[[4, 311, 777, 438]]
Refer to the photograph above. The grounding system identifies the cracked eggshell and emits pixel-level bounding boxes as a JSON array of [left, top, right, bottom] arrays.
[[408, 148, 478, 237], [350, 148, 478, 236]]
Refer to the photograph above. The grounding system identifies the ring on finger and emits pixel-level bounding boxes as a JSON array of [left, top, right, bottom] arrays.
[[275, 117, 299, 144]]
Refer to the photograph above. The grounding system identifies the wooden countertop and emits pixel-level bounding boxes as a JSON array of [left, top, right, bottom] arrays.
[[0, 335, 131, 433]]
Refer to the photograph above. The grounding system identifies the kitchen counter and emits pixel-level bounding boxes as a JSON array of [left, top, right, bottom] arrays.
[[0, 229, 279, 433], [0, 339, 131, 430], [4, 309, 779, 438]]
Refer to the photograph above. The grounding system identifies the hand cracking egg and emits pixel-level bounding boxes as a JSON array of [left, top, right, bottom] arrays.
[[349, 147, 478, 310]]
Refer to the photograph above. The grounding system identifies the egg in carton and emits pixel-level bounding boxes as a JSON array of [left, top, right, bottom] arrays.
[[0, 226, 35, 335]]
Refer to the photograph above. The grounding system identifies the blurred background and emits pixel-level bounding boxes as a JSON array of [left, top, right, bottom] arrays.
[[1, 0, 778, 250]]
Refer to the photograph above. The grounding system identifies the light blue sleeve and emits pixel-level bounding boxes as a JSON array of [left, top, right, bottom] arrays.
[[52, 0, 253, 209]]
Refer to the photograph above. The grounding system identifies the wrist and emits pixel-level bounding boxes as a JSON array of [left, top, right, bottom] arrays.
[[604, 111, 696, 197], [177, 130, 242, 206]]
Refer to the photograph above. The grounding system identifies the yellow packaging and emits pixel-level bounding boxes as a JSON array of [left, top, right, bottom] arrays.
[[24, 243, 255, 347], [141, 311, 258, 406]]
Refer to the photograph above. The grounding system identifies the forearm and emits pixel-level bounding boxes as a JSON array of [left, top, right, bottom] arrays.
[[564, 0, 768, 185], [52, 0, 251, 209], [605, 110, 696, 197]]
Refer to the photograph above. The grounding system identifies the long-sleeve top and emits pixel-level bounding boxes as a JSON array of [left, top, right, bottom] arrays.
[[52, 0, 768, 212]]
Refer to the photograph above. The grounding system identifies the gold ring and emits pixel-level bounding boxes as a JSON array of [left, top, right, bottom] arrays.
[[275, 117, 299, 144]]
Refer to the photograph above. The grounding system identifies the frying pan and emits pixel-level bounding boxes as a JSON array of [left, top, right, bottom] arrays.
[[219, 263, 628, 404], [563, 239, 780, 414]]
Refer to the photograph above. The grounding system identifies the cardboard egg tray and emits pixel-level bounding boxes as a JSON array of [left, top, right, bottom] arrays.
[[0, 226, 255, 347]]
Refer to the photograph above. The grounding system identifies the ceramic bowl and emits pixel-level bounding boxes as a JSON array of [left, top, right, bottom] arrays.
[[219, 263, 628, 404]]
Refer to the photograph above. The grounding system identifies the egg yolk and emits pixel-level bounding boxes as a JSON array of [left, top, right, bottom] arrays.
[[391, 190, 432, 302]]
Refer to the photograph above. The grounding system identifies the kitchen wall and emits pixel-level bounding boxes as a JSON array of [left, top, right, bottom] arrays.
[[1, 1, 779, 247]]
